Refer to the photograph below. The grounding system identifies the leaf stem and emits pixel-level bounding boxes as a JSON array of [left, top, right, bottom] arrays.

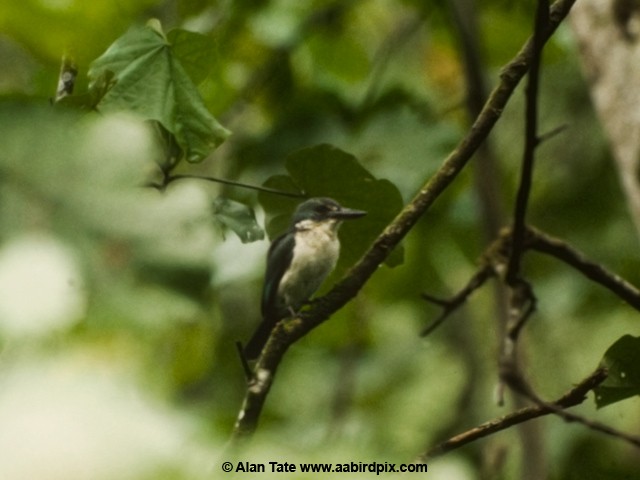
[[161, 174, 306, 198]]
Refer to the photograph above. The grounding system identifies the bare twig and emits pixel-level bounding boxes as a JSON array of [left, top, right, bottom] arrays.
[[150, 173, 306, 198], [423, 224, 640, 345], [525, 227, 640, 310], [506, 0, 549, 284], [521, 386, 640, 450], [421, 265, 494, 337], [499, 0, 550, 402], [228, 0, 578, 446], [418, 367, 608, 461], [538, 123, 569, 143]]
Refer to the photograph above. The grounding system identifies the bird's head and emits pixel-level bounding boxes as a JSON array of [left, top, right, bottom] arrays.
[[291, 197, 366, 229]]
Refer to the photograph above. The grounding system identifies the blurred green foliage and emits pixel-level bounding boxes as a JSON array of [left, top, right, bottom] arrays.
[[1, 0, 640, 479]]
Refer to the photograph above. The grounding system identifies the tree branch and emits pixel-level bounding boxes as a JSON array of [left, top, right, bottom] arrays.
[[420, 265, 494, 337], [525, 227, 640, 310], [418, 367, 608, 461], [424, 226, 640, 331], [413, 222, 640, 457], [520, 384, 640, 450], [506, 0, 549, 284], [499, 0, 550, 404], [228, 0, 578, 446]]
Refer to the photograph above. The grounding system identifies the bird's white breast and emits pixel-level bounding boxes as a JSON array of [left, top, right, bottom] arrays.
[[278, 219, 340, 310]]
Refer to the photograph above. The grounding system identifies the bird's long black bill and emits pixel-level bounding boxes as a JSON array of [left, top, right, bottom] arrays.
[[331, 208, 367, 220]]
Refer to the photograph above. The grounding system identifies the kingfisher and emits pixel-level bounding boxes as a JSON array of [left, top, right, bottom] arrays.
[[243, 197, 367, 360]]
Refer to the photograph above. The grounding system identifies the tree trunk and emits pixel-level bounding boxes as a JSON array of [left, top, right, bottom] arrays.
[[571, 0, 640, 238]]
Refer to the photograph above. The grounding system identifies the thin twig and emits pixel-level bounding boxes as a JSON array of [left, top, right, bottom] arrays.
[[156, 173, 306, 198], [538, 123, 569, 143], [418, 367, 608, 461], [521, 386, 640, 450], [525, 226, 640, 310], [499, 0, 550, 402], [506, 0, 549, 284], [421, 265, 494, 337]]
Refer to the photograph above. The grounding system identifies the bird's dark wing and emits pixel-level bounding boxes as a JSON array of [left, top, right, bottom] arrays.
[[244, 231, 295, 360], [261, 231, 295, 322]]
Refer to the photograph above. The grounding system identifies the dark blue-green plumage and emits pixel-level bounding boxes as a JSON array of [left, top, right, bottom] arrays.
[[261, 231, 295, 322]]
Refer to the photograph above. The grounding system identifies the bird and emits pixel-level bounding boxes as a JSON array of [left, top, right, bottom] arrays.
[[243, 197, 366, 360]]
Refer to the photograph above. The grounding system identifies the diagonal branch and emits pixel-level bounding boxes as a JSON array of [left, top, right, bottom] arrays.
[[518, 382, 640, 450], [418, 367, 608, 461], [525, 227, 640, 310], [420, 265, 494, 337], [228, 0, 579, 446]]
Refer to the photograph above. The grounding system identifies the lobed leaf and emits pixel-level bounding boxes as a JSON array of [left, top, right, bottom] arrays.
[[259, 144, 404, 271], [88, 23, 230, 163]]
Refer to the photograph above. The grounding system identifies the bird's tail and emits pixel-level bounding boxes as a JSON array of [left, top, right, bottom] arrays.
[[243, 320, 274, 361]]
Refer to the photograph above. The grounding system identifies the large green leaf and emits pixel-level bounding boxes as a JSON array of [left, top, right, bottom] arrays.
[[259, 144, 404, 273], [88, 22, 230, 163], [166, 28, 217, 85], [594, 335, 640, 409]]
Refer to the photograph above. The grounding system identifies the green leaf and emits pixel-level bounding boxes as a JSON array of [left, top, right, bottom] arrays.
[[212, 197, 264, 244], [594, 335, 640, 409], [259, 144, 404, 272], [88, 23, 230, 163], [167, 28, 217, 85]]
